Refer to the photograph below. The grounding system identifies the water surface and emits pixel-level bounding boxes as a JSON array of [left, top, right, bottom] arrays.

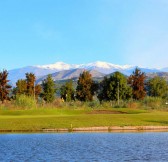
[[0, 132, 168, 161]]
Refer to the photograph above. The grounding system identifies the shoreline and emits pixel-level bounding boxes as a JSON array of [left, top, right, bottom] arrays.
[[1, 126, 168, 133], [44, 126, 168, 132]]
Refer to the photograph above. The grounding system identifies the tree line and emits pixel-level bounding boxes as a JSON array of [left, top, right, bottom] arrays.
[[0, 68, 168, 104]]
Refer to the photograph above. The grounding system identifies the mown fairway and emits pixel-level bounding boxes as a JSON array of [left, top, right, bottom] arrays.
[[0, 108, 168, 131]]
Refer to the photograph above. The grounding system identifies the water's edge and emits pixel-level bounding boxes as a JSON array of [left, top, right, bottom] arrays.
[[1, 126, 168, 133]]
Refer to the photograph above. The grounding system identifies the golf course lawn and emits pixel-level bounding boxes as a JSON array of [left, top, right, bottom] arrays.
[[0, 108, 168, 131]]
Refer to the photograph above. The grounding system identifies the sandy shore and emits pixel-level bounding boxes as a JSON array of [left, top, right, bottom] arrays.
[[1, 126, 168, 133], [42, 126, 168, 133]]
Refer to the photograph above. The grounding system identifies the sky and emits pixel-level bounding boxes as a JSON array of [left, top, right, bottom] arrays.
[[0, 0, 168, 70]]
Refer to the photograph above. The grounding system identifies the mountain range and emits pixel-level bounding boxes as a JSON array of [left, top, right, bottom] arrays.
[[7, 61, 168, 86]]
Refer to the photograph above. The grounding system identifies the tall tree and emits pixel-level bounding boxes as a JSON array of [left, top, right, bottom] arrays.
[[41, 74, 56, 103], [15, 76, 41, 99], [60, 80, 75, 102], [98, 71, 132, 101], [128, 68, 146, 100], [97, 76, 111, 101], [147, 76, 168, 98], [0, 70, 12, 103], [26, 73, 36, 97], [76, 71, 95, 101], [15, 79, 27, 95], [35, 84, 42, 99]]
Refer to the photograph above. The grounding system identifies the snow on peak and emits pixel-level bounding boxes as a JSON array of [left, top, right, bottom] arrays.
[[36, 61, 135, 71], [87, 61, 114, 69], [84, 61, 134, 70], [37, 62, 72, 70]]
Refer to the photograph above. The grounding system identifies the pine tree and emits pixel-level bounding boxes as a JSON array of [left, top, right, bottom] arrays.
[[26, 73, 36, 97], [60, 80, 75, 102], [15, 79, 27, 95], [41, 74, 56, 103], [97, 76, 110, 101], [0, 70, 12, 103]]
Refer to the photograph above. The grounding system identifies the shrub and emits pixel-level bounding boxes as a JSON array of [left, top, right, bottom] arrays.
[[71, 101, 85, 109], [112, 100, 128, 108], [15, 95, 36, 109], [127, 101, 139, 109], [100, 101, 112, 108], [87, 101, 100, 108], [142, 97, 163, 109], [52, 98, 64, 108]]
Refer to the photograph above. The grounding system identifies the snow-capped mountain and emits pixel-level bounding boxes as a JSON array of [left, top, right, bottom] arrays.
[[36, 62, 79, 70], [7, 61, 167, 86], [83, 61, 135, 74], [35, 61, 161, 75], [36, 61, 134, 73]]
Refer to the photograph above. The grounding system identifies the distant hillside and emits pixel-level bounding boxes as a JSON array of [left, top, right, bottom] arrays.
[[146, 72, 168, 81], [106, 72, 168, 82], [36, 68, 105, 84], [8, 66, 57, 86], [7, 61, 168, 86]]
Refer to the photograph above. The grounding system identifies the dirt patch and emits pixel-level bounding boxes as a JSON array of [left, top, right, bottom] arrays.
[[88, 110, 127, 114]]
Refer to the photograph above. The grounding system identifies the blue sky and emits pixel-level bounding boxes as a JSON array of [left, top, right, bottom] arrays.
[[0, 0, 168, 70]]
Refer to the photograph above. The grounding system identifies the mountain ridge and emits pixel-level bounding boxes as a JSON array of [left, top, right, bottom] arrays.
[[7, 61, 168, 86], [36, 68, 105, 84]]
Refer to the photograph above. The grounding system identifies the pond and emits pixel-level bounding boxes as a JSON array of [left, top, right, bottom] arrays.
[[0, 132, 168, 161]]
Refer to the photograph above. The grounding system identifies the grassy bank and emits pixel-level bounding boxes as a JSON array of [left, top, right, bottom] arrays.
[[0, 108, 168, 131]]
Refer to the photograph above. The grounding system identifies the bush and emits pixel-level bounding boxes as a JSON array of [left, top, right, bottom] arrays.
[[100, 101, 112, 108], [142, 97, 163, 109], [127, 101, 139, 109], [15, 95, 36, 109], [99, 100, 128, 108], [71, 101, 85, 109], [52, 98, 64, 108], [87, 101, 100, 108]]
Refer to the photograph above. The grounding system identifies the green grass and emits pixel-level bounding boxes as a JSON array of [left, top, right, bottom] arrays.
[[0, 108, 168, 131]]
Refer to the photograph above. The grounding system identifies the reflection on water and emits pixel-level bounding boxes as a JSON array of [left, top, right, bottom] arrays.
[[0, 133, 168, 161]]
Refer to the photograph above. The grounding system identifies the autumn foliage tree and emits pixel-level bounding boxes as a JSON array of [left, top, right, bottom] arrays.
[[15, 73, 41, 99], [76, 71, 96, 101], [26, 73, 36, 96], [15, 79, 27, 95], [35, 84, 42, 99], [128, 68, 146, 100], [0, 70, 12, 103]]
